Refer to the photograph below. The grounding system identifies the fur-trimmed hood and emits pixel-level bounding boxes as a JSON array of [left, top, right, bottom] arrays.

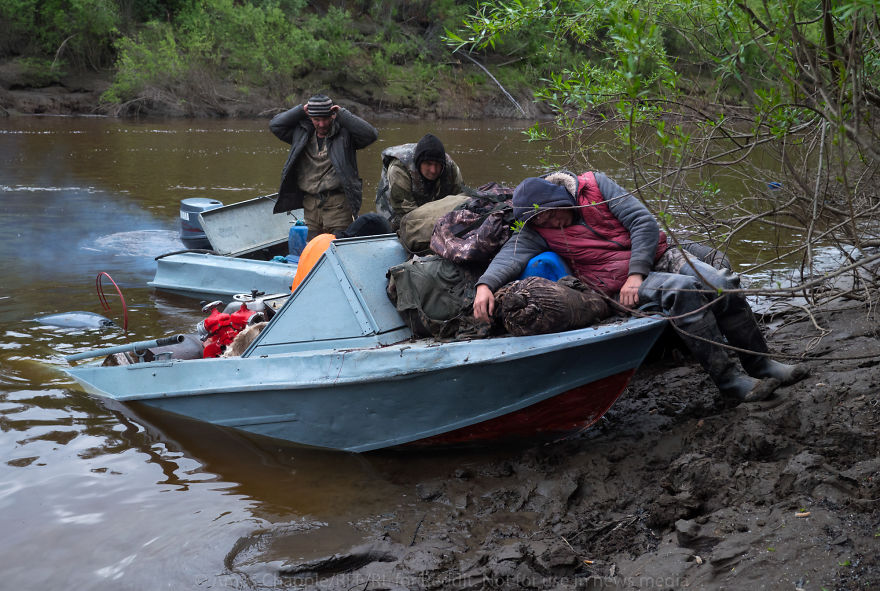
[[512, 170, 580, 222]]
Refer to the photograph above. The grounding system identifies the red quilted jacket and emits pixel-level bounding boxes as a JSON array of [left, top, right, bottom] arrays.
[[534, 172, 667, 295]]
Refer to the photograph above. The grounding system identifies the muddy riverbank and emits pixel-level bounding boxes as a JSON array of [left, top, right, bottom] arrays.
[[226, 300, 879, 590]]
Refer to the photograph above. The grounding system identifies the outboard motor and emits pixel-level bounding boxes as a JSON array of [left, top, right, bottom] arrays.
[[179, 197, 223, 249], [197, 301, 264, 358], [196, 291, 287, 358]]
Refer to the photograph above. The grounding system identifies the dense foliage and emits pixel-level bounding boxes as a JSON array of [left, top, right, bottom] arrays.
[[453, 0, 880, 307], [0, 0, 483, 107], [0, 0, 183, 69]]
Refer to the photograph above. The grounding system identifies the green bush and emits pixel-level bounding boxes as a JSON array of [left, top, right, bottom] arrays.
[[0, 0, 121, 68], [101, 21, 185, 102], [12, 56, 67, 86], [105, 0, 357, 100]]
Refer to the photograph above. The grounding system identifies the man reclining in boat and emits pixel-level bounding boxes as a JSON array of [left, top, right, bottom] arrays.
[[472, 171, 810, 403]]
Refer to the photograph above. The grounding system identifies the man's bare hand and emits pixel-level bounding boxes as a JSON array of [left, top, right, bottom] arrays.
[[619, 274, 643, 308], [473, 284, 495, 323]]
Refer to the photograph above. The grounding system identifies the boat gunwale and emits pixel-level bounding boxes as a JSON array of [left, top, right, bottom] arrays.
[[67, 315, 667, 402]]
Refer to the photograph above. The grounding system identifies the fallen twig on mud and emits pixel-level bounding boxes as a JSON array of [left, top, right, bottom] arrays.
[[409, 514, 425, 547], [571, 514, 639, 543]]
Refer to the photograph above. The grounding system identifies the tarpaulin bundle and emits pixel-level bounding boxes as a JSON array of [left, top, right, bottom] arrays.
[[430, 207, 511, 264], [495, 275, 611, 336]]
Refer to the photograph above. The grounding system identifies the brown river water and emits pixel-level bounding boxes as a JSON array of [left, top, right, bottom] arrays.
[[0, 116, 817, 589]]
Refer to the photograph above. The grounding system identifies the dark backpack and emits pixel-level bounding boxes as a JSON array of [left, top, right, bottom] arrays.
[[386, 255, 491, 340]]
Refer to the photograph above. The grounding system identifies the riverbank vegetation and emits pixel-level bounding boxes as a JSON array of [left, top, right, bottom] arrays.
[[2, 0, 878, 312], [454, 0, 880, 316], [0, 0, 548, 117]]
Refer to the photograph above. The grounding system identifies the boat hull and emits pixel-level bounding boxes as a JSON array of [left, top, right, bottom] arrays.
[[408, 370, 633, 447], [67, 317, 665, 452], [149, 252, 296, 299]]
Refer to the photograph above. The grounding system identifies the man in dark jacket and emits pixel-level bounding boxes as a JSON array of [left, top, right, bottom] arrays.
[[270, 94, 378, 240], [473, 171, 809, 403], [386, 133, 464, 230]]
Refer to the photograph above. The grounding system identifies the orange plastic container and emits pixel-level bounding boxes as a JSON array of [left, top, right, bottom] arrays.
[[290, 233, 334, 292]]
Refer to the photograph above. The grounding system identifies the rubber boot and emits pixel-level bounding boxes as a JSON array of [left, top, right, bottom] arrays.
[[676, 314, 781, 403], [716, 307, 810, 386]]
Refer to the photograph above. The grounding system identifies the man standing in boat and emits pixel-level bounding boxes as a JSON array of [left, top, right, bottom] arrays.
[[473, 171, 809, 403], [270, 94, 378, 240], [384, 133, 465, 230]]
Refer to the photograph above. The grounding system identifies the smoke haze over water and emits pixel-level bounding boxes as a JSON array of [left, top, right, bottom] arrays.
[[0, 183, 180, 290]]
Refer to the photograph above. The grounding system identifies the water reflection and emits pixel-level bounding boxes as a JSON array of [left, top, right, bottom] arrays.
[[0, 383, 256, 588]]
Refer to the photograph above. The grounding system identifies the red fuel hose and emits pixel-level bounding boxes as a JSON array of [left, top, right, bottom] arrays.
[[96, 272, 128, 332]]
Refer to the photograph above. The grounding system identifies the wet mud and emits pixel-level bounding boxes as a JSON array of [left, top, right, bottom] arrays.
[[231, 301, 879, 590]]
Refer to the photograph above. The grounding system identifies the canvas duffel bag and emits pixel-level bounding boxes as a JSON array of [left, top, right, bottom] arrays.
[[386, 254, 491, 340], [397, 193, 471, 254]]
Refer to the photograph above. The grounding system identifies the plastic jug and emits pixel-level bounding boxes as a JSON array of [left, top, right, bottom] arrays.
[[288, 222, 308, 257], [518, 251, 572, 282]]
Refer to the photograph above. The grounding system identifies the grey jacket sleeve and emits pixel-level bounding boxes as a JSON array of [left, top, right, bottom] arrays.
[[476, 226, 548, 290], [335, 107, 378, 149], [594, 172, 660, 278], [269, 105, 306, 145]]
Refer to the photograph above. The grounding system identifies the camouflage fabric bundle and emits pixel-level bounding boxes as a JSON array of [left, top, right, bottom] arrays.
[[430, 208, 511, 264], [472, 181, 515, 198], [494, 275, 611, 336], [430, 192, 515, 264]]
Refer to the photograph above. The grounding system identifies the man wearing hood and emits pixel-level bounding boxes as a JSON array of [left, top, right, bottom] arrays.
[[473, 171, 809, 404], [386, 133, 464, 230], [270, 94, 378, 240]]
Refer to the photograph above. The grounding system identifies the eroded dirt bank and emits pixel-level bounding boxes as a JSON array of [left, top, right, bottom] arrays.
[[229, 301, 879, 590], [0, 63, 541, 120]]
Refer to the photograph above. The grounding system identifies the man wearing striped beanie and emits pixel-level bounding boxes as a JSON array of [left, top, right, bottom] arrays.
[[270, 94, 378, 240]]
